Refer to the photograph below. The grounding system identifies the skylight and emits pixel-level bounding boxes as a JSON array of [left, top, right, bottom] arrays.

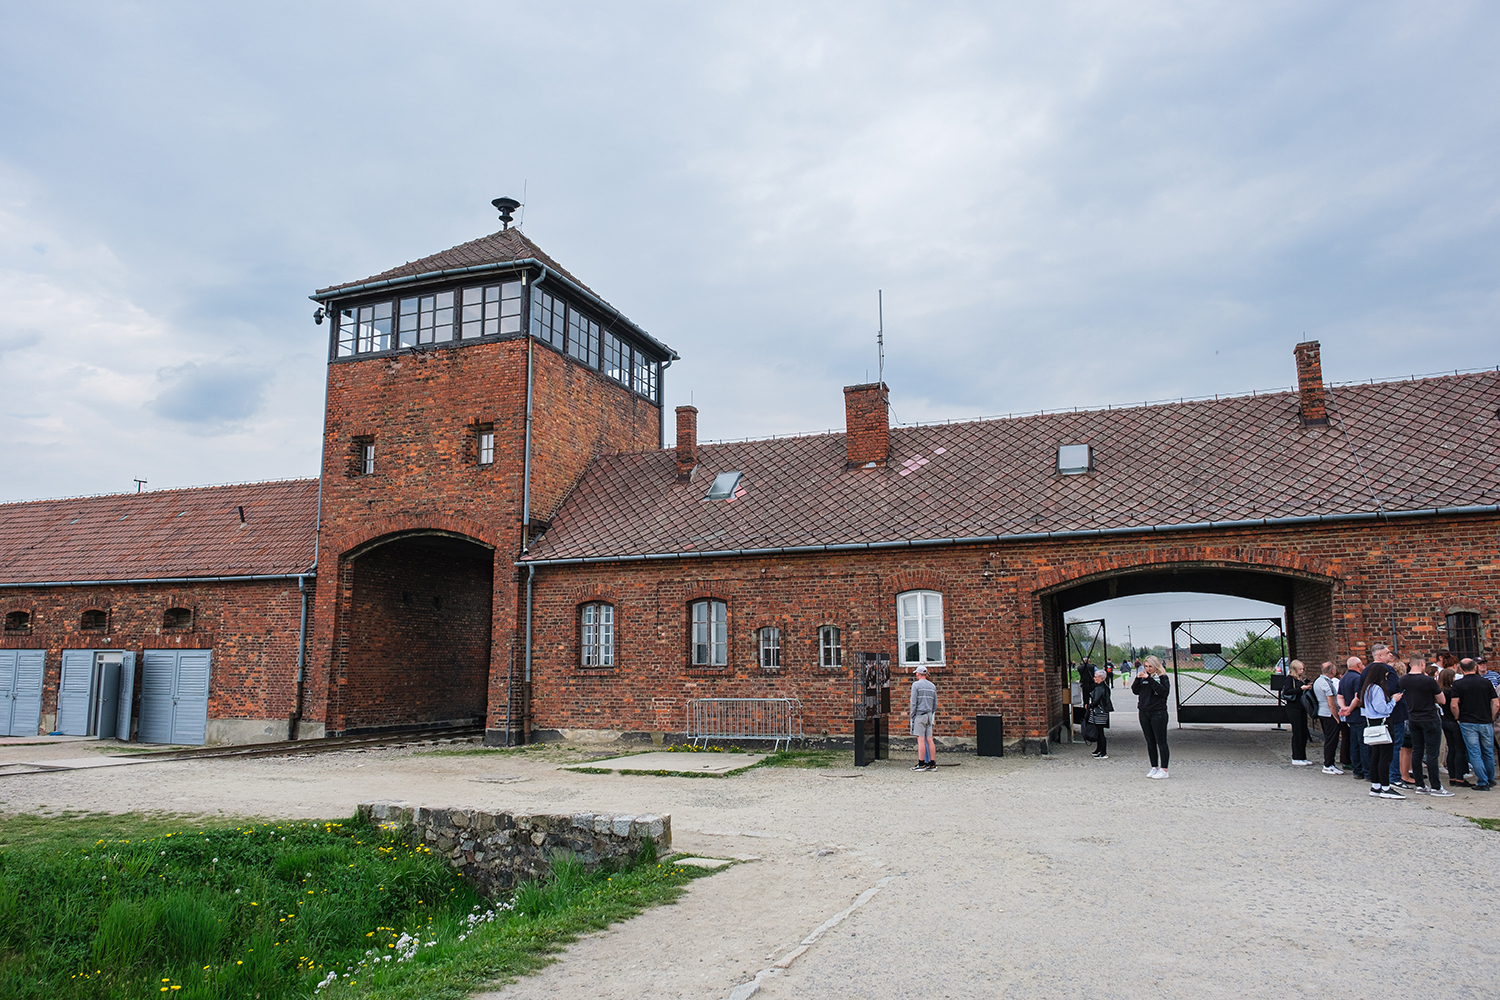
[[1058, 444, 1092, 475], [706, 471, 743, 500]]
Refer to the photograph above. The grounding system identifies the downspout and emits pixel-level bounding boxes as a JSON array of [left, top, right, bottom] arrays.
[[523, 563, 536, 744], [290, 575, 310, 739], [521, 265, 547, 552], [659, 358, 672, 449]]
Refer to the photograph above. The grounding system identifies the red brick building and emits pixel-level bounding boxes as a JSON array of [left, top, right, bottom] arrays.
[[3, 208, 1496, 748]]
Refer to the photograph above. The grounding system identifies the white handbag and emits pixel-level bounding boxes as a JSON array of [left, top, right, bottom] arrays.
[[1363, 723, 1392, 746]]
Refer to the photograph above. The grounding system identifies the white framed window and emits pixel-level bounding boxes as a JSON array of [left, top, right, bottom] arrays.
[[478, 428, 495, 466], [899, 590, 945, 665], [819, 625, 842, 668], [581, 603, 614, 667], [361, 441, 375, 476], [691, 599, 728, 666], [758, 627, 782, 669]]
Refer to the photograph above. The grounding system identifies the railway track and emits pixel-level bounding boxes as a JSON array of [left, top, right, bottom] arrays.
[[0, 725, 485, 777]]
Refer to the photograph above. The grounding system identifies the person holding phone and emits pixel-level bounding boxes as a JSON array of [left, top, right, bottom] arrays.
[[1360, 662, 1404, 799], [1131, 656, 1171, 778]]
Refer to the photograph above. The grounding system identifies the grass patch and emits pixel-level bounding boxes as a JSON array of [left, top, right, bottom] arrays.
[[0, 811, 711, 999], [1468, 817, 1500, 833], [758, 750, 841, 769]]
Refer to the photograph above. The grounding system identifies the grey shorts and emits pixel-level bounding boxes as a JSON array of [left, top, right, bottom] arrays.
[[911, 713, 934, 738]]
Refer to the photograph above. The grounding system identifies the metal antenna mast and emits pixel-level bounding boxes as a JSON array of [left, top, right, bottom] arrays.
[[877, 290, 884, 385]]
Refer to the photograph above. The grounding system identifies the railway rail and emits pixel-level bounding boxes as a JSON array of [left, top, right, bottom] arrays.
[[0, 724, 484, 777]]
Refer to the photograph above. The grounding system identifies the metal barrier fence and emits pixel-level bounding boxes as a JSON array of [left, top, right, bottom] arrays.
[[685, 698, 804, 751]]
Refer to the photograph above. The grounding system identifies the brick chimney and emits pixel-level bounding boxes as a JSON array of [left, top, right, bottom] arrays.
[[1294, 341, 1329, 426], [675, 405, 698, 481], [844, 382, 890, 468]]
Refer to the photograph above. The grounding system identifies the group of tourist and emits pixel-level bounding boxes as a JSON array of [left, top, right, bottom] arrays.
[[1281, 646, 1499, 799]]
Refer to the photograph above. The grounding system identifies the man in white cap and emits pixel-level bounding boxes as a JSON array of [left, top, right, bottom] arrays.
[[910, 665, 938, 771]]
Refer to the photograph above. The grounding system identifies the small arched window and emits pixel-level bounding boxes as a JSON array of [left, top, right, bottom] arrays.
[[580, 603, 615, 667], [3, 610, 31, 632], [163, 607, 194, 630], [80, 609, 109, 631]]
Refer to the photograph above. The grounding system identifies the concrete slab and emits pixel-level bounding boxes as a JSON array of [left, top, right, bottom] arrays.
[[674, 857, 734, 868], [568, 751, 766, 775]]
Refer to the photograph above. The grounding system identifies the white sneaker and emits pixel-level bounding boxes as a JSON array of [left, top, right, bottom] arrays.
[[1322, 765, 1344, 775], [1147, 767, 1161, 778], [1149, 769, 1168, 779], [1292, 759, 1313, 766]]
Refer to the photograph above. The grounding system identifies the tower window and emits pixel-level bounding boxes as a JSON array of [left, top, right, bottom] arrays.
[[81, 609, 109, 632], [398, 291, 455, 346], [336, 302, 393, 356], [5, 610, 32, 632], [354, 438, 375, 476], [691, 599, 728, 666], [567, 308, 601, 369], [477, 427, 495, 466], [581, 603, 615, 667], [461, 281, 523, 339]]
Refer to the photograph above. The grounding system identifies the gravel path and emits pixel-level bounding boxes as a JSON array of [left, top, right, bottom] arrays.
[[2, 724, 1496, 1000]]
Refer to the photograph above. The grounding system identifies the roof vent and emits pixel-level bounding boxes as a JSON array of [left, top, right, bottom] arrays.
[[1058, 444, 1092, 475], [706, 471, 743, 500], [492, 197, 521, 229]]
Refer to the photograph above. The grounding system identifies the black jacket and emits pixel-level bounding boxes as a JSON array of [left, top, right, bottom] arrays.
[[1131, 673, 1170, 712]]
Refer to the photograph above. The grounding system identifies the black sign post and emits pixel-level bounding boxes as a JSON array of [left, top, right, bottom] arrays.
[[853, 652, 891, 766]]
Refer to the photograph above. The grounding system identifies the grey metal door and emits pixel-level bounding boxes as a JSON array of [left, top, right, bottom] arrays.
[[115, 652, 136, 741], [138, 650, 176, 744], [138, 650, 212, 745], [57, 649, 97, 736], [171, 651, 211, 745], [94, 660, 120, 740], [11, 650, 44, 737]]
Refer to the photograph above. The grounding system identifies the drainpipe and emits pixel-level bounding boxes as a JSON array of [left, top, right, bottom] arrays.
[[290, 575, 310, 740], [522, 563, 536, 744], [521, 265, 547, 552], [659, 358, 672, 449]]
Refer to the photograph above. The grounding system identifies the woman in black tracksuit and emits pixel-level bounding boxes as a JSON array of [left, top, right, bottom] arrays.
[[1132, 655, 1171, 779]]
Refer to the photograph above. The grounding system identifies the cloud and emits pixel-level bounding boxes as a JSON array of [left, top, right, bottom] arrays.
[[146, 361, 273, 427]]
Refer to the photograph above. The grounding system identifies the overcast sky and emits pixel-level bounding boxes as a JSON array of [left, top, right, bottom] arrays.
[[2, 1, 1496, 503]]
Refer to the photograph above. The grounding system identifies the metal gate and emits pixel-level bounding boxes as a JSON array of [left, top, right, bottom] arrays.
[[0, 650, 45, 737], [1171, 618, 1288, 725], [1066, 618, 1108, 683], [139, 650, 212, 745]]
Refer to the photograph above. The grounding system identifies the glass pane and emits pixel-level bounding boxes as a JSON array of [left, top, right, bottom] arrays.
[[905, 642, 920, 663], [692, 601, 706, 623], [712, 601, 726, 623], [434, 308, 453, 340], [501, 281, 521, 301], [927, 640, 943, 662], [500, 315, 521, 334], [435, 291, 453, 308]]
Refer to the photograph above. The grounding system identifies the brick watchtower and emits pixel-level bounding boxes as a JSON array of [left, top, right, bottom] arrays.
[[300, 200, 676, 742]]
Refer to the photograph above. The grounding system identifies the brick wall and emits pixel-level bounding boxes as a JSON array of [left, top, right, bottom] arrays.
[[518, 514, 1500, 745], [0, 578, 310, 737]]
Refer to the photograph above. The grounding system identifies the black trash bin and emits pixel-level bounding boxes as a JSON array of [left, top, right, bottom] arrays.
[[976, 714, 1004, 757]]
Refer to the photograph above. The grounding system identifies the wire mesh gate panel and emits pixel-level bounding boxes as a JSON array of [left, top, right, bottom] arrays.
[[1171, 618, 1288, 725], [1064, 619, 1106, 742], [686, 698, 804, 751]]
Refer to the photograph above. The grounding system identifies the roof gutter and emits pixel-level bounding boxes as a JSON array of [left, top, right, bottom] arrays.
[[308, 258, 679, 362], [0, 572, 316, 589], [513, 503, 1500, 568]]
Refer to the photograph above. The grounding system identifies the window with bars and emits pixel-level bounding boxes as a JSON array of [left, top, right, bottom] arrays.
[[691, 599, 728, 666], [163, 607, 194, 630], [1447, 612, 1482, 657], [899, 591, 945, 665], [3, 611, 30, 632], [581, 603, 615, 667], [819, 625, 842, 668], [398, 291, 455, 346], [80, 609, 108, 631], [758, 627, 782, 669], [461, 281, 523, 339]]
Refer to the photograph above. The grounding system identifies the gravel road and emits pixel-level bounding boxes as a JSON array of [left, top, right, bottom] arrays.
[[2, 722, 1496, 1000]]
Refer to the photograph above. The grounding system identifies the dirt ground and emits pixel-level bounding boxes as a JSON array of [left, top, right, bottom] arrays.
[[3, 722, 1497, 1000]]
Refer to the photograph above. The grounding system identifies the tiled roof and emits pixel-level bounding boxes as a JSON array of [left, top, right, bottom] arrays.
[[315, 227, 598, 299], [525, 371, 1500, 562], [0, 480, 319, 585]]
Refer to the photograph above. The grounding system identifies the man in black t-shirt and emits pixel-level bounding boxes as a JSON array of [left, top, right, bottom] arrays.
[[1451, 660, 1499, 791], [1400, 667, 1451, 795]]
